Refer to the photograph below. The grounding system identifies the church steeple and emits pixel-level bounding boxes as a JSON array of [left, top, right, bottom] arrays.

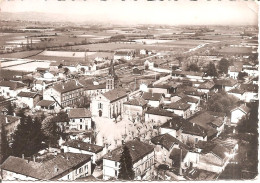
[[106, 60, 117, 90]]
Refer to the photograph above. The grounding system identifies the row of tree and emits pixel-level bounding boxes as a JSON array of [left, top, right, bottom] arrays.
[[0, 111, 68, 164]]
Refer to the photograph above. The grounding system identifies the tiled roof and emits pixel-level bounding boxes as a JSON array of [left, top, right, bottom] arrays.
[[181, 121, 207, 138], [63, 140, 103, 153], [228, 88, 245, 94], [201, 143, 229, 160], [240, 84, 258, 92], [180, 96, 199, 104], [52, 80, 83, 94], [142, 92, 163, 101], [165, 101, 191, 110], [36, 100, 55, 107], [151, 134, 190, 151], [145, 108, 178, 118], [214, 79, 237, 87], [183, 90, 204, 97], [198, 81, 215, 89], [17, 91, 39, 98], [160, 118, 187, 131], [231, 104, 250, 114], [188, 111, 222, 137], [1, 153, 92, 180], [103, 140, 154, 163], [123, 97, 148, 106], [68, 108, 91, 118], [103, 88, 128, 102], [0, 81, 26, 90]]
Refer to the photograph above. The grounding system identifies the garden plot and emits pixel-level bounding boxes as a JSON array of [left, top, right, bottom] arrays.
[[134, 39, 174, 44], [39, 51, 97, 58]]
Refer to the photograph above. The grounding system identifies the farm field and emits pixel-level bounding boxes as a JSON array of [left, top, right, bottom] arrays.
[[0, 50, 43, 59], [3, 61, 50, 72], [28, 51, 113, 61], [0, 60, 31, 67], [71, 42, 195, 52]]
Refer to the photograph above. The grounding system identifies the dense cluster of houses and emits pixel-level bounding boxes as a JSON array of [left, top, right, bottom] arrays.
[[0, 45, 258, 181]]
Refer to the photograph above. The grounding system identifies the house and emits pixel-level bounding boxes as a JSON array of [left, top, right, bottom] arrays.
[[79, 79, 107, 98], [164, 101, 191, 119], [114, 49, 135, 61], [188, 111, 226, 139], [0, 81, 27, 98], [172, 71, 204, 82], [151, 133, 190, 166], [178, 96, 200, 115], [133, 66, 144, 75], [123, 97, 147, 122], [160, 118, 208, 146], [77, 62, 97, 75], [195, 142, 231, 173], [230, 104, 250, 125], [36, 100, 56, 112], [242, 67, 258, 77], [147, 84, 176, 94], [227, 88, 245, 100], [62, 140, 103, 163], [142, 92, 164, 108], [240, 84, 258, 102], [68, 108, 92, 131], [91, 88, 128, 118], [0, 114, 21, 141], [197, 81, 215, 93], [49, 61, 62, 71], [16, 91, 42, 109], [33, 80, 48, 91], [102, 140, 155, 180], [144, 60, 154, 69], [43, 80, 84, 108], [140, 49, 148, 55], [228, 62, 243, 79], [145, 108, 178, 126], [214, 79, 238, 92], [1, 153, 92, 181]]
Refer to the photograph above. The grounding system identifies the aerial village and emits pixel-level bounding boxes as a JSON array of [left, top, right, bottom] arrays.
[[0, 20, 258, 181]]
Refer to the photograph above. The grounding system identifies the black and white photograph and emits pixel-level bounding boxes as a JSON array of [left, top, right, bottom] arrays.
[[0, 0, 258, 181]]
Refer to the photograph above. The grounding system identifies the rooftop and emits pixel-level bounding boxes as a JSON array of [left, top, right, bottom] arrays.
[[123, 97, 148, 107], [63, 140, 103, 153], [0, 80, 26, 90], [17, 91, 39, 98], [142, 92, 163, 101], [145, 108, 179, 118], [103, 140, 154, 163], [1, 153, 92, 180], [103, 88, 128, 102], [68, 108, 91, 118], [51, 80, 83, 94]]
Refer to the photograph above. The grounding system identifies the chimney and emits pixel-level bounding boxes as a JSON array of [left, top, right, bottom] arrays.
[[22, 154, 24, 159], [169, 122, 172, 127], [54, 166, 59, 173], [78, 144, 80, 148], [192, 123, 195, 126], [13, 112, 16, 117], [33, 155, 36, 162], [5, 117, 8, 123]]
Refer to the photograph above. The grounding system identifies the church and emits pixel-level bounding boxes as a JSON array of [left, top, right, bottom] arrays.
[[91, 60, 128, 119]]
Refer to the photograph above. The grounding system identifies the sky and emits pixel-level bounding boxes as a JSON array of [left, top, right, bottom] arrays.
[[0, 0, 258, 25]]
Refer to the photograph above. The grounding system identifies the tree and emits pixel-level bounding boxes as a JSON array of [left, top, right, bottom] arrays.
[[0, 124, 11, 164], [118, 145, 135, 180], [206, 62, 218, 77], [11, 116, 45, 157], [238, 72, 248, 81], [187, 63, 200, 72], [218, 58, 229, 74], [7, 103, 14, 115], [42, 116, 62, 147]]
